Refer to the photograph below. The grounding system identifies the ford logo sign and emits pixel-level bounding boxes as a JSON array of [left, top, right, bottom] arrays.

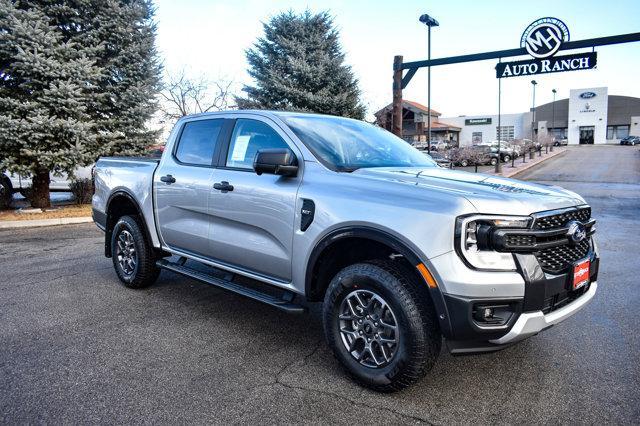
[[580, 92, 596, 99], [566, 220, 587, 244]]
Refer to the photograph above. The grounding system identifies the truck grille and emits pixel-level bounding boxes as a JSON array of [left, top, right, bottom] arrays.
[[532, 206, 593, 273], [533, 207, 591, 230], [535, 239, 591, 273]]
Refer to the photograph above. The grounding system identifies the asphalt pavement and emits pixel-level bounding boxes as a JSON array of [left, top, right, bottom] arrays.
[[1, 145, 638, 424]]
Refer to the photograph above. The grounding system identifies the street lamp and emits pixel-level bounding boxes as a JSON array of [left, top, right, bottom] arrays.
[[530, 80, 538, 142], [551, 89, 557, 144], [419, 13, 439, 153]]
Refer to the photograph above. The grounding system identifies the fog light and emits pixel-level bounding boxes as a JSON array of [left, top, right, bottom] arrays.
[[473, 303, 516, 326], [482, 307, 494, 320]]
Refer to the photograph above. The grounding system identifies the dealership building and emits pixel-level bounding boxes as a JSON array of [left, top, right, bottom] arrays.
[[377, 87, 640, 146]]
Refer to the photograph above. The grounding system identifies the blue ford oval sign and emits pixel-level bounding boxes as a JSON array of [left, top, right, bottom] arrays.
[[580, 92, 597, 99]]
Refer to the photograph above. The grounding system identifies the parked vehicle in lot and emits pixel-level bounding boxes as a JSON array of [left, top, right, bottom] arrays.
[[423, 151, 451, 168], [554, 138, 568, 146], [464, 145, 499, 166], [483, 141, 518, 162], [1, 146, 163, 199], [620, 135, 640, 145], [422, 140, 449, 152], [522, 138, 542, 151], [93, 111, 599, 392], [1, 166, 93, 197]]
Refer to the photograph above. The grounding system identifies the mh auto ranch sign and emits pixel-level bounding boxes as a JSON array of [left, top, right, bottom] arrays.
[[496, 18, 597, 78]]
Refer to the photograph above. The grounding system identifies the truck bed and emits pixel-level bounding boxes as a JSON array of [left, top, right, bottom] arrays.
[[92, 156, 161, 248]]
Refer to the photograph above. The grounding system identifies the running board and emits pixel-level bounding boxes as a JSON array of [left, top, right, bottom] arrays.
[[156, 259, 306, 314]]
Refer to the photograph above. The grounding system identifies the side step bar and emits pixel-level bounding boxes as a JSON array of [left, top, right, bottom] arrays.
[[156, 258, 306, 314]]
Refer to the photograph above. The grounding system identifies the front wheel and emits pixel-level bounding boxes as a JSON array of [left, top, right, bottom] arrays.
[[111, 215, 160, 288], [503, 154, 511, 163], [323, 260, 441, 392]]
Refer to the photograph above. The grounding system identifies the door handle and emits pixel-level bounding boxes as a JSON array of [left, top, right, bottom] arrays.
[[160, 174, 176, 184], [213, 181, 234, 193]]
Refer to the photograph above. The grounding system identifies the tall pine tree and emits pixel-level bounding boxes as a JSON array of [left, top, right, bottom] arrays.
[[0, 0, 161, 208], [237, 10, 366, 119]]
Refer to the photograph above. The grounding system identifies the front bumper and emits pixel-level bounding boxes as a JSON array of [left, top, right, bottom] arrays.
[[442, 245, 599, 354], [489, 281, 597, 345]]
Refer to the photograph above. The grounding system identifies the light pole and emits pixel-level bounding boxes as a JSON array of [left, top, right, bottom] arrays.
[[530, 80, 537, 143], [551, 88, 557, 146], [419, 13, 439, 153]]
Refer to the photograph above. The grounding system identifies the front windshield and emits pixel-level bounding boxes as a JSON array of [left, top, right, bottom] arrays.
[[280, 114, 436, 171]]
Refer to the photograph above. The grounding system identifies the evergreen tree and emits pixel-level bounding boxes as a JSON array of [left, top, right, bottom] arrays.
[[237, 10, 366, 119], [0, 0, 161, 208]]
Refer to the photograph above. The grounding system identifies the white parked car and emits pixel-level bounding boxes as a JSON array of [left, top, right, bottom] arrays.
[[1, 166, 93, 197]]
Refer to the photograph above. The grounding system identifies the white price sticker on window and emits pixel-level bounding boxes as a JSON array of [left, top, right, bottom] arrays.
[[231, 135, 251, 161]]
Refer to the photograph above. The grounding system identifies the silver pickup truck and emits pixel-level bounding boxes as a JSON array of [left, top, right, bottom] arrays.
[[92, 111, 599, 392]]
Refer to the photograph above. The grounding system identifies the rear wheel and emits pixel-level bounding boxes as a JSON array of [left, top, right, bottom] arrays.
[[503, 154, 511, 163], [323, 260, 441, 392], [111, 215, 160, 288], [490, 157, 498, 166]]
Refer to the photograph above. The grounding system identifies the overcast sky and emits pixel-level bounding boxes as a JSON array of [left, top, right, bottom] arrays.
[[154, 0, 640, 120]]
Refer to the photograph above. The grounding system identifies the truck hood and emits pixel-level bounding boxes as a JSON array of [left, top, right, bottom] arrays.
[[352, 166, 586, 216]]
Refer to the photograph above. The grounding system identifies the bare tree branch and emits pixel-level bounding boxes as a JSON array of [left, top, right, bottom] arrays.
[[159, 70, 235, 122]]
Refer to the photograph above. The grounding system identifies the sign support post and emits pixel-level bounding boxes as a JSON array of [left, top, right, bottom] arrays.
[[496, 58, 502, 173], [392, 55, 403, 137]]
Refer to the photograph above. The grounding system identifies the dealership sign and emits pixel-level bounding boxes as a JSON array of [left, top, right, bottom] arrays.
[[496, 18, 597, 78], [465, 118, 492, 125], [496, 52, 597, 78]]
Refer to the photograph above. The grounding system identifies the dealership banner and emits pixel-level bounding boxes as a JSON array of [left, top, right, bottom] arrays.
[[496, 52, 597, 78]]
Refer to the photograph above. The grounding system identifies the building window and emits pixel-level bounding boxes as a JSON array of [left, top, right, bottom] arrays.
[[496, 126, 514, 141], [472, 132, 482, 144], [607, 125, 630, 140], [551, 128, 567, 140]]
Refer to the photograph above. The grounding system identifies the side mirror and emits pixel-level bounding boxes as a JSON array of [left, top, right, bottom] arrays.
[[253, 148, 298, 177]]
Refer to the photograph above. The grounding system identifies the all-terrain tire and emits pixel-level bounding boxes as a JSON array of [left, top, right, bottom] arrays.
[[323, 259, 441, 392], [111, 215, 160, 289]]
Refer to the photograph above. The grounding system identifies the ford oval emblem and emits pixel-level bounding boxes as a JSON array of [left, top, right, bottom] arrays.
[[566, 220, 587, 244], [580, 92, 596, 99]]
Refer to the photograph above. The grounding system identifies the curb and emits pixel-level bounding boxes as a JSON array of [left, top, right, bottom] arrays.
[[494, 148, 567, 178], [0, 216, 93, 230]]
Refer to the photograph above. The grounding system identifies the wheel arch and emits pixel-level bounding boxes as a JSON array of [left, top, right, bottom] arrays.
[[305, 226, 453, 337], [104, 189, 152, 258]]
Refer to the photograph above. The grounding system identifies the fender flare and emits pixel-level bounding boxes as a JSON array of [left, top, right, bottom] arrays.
[[104, 189, 152, 257], [305, 226, 453, 338]]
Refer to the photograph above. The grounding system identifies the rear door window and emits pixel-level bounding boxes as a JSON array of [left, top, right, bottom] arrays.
[[175, 119, 224, 166]]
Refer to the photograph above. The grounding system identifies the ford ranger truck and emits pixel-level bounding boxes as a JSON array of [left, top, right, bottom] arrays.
[[92, 111, 598, 392]]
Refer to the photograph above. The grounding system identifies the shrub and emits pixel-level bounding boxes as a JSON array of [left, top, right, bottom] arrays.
[[70, 178, 93, 205]]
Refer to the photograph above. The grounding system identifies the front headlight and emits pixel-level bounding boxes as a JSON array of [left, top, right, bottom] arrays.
[[455, 215, 531, 271]]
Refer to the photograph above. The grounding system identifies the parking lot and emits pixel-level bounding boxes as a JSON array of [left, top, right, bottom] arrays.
[[1, 145, 639, 424]]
